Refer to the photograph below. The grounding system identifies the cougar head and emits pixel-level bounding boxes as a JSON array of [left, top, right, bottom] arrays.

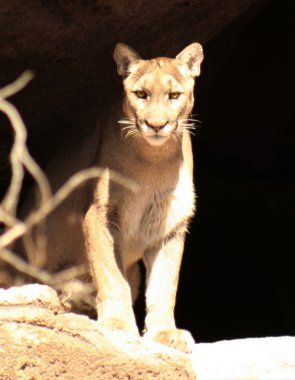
[[114, 42, 203, 147]]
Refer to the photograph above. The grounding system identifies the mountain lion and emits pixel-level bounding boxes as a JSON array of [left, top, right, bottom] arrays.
[[23, 42, 203, 353]]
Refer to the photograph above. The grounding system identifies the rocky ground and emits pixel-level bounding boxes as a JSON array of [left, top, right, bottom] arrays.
[[0, 285, 195, 380], [1, 285, 294, 380]]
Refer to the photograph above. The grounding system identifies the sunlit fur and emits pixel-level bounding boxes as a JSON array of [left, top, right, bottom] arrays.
[[118, 57, 198, 147], [22, 43, 204, 355]]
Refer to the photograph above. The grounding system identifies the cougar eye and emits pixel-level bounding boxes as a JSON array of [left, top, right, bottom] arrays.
[[169, 92, 181, 100], [134, 90, 147, 99]]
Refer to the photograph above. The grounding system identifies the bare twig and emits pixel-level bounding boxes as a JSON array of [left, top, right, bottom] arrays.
[[0, 167, 138, 250], [0, 71, 34, 100], [0, 208, 20, 228], [0, 98, 26, 216], [0, 247, 96, 307], [0, 72, 138, 308], [0, 247, 54, 284], [0, 71, 52, 217]]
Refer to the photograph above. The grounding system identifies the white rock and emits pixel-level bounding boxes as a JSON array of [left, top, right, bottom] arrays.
[[191, 336, 295, 380]]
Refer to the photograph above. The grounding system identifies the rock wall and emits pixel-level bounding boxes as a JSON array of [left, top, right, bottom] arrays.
[[0, 0, 268, 194]]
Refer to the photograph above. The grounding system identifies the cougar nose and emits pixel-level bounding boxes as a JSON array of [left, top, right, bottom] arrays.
[[145, 120, 168, 132]]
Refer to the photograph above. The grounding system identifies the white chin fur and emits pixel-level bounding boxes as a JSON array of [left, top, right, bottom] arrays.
[[144, 134, 169, 146]]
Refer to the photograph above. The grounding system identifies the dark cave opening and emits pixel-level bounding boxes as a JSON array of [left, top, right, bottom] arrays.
[[177, 0, 295, 342]]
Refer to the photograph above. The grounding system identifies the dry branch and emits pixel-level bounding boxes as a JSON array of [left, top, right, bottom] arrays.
[[0, 72, 138, 305]]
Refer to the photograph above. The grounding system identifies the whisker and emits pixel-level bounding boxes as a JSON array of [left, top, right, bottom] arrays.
[[121, 125, 133, 138], [173, 128, 183, 142], [121, 125, 134, 131], [184, 125, 196, 135], [183, 118, 201, 124], [180, 120, 201, 129], [125, 128, 140, 140], [125, 129, 136, 137], [131, 130, 143, 142], [119, 118, 137, 139], [180, 121, 196, 128], [118, 120, 135, 125], [182, 115, 202, 124], [187, 129, 196, 136]]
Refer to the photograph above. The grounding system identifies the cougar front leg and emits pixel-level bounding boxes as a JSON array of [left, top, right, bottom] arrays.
[[83, 204, 138, 335], [143, 232, 195, 353]]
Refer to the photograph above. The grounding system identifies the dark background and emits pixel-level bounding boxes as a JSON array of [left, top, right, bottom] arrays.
[[1, 0, 294, 343], [177, 0, 295, 342]]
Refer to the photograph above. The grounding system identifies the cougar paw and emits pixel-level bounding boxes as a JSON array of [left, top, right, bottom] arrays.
[[145, 328, 195, 353]]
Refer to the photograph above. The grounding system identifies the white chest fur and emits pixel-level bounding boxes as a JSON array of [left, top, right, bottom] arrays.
[[121, 163, 195, 253]]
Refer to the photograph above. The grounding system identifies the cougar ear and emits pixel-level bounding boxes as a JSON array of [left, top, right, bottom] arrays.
[[176, 43, 204, 77], [114, 43, 141, 76]]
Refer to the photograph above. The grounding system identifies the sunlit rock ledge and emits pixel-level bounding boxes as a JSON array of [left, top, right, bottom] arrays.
[[0, 285, 294, 379], [192, 336, 295, 380]]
